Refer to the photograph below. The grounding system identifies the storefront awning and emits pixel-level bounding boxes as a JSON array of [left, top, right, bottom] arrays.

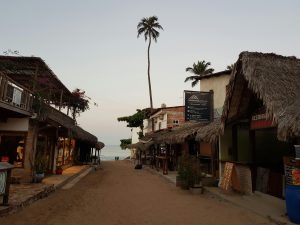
[[71, 125, 97, 145], [195, 118, 221, 143]]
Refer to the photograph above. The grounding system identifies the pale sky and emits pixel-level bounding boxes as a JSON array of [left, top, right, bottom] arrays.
[[1, 1, 299, 145]]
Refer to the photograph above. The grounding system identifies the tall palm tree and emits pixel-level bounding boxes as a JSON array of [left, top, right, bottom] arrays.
[[137, 16, 163, 109], [185, 60, 214, 87]]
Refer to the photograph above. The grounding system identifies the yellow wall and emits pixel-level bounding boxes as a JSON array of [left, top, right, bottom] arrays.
[[200, 75, 230, 109]]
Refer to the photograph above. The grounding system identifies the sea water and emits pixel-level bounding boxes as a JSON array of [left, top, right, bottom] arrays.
[[99, 145, 131, 161]]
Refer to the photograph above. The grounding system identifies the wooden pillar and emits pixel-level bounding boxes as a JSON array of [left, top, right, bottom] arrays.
[[67, 97, 70, 116], [0, 76, 6, 100], [59, 90, 63, 111], [250, 129, 256, 192], [62, 138, 65, 165], [48, 89, 52, 104], [209, 90, 214, 121], [232, 124, 238, 161], [2, 79, 8, 101], [32, 64, 39, 93], [52, 128, 59, 173]]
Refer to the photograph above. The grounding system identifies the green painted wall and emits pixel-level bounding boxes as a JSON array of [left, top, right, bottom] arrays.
[[220, 126, 232, 161], [237, 128, 252, 163]]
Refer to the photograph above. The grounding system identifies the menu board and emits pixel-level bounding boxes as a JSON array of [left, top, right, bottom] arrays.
[[285, 165, 300, 185], [0, 171, 7, 194], [283, 157, 300, 186], [184, 91, 212, 122], [220, 162, 234, 191]]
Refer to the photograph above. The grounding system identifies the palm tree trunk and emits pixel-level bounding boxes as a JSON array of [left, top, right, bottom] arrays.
[[147, 36, 153, 109], [147, 35, 155, 132]]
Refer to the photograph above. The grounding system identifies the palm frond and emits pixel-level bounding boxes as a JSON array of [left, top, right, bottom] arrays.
[[185, 59, 214, 87], [185, 67, 194, 73], [191, 79, 199, 87], [184, 75, 200, 82], [137, 16, 163, 43]]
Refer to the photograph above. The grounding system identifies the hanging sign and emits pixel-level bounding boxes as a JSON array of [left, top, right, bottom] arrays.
[[284, 157, 300, 186], [184, 91, 212, 122]]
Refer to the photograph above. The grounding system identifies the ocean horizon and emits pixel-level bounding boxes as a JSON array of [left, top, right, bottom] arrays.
[[99, 145, 131, 161]]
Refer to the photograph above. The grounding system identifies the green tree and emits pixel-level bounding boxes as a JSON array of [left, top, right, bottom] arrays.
[[117, 109, 151, 130], [137, 16, 163, 109], [70, 88, 90, 120], [120, 139, 132, 150], [185, 60, 214, 87], [118, 108, 151, 149]]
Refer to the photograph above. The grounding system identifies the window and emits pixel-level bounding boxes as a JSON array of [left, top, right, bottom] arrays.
[[0, 135, 26, 168], [173, 120, 179, 126]]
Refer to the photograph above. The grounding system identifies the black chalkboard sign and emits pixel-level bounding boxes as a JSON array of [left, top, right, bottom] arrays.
[[184, 91, 212, 122]]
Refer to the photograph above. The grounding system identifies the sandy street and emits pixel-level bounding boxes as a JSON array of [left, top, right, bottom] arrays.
[[1, 161, 275, 225]]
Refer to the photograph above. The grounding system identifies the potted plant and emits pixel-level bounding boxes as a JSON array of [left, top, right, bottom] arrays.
[[189, 156, 203, 194], [33, 153, 47, 183], [177, 153, 193, 189], [55, 165, 63, 175]]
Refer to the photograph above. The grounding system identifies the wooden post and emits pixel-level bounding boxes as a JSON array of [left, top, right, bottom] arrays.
[[250, 129, 256, 192], [211, 143, 214, 177], [62, 138, 65, 165], [3, 79, 8, 101], [59, 90, 63, 111], [209, 90, 214, 121], [32, 64, 39, 93], [48, 89, 52, 104], [0, 75, 5, 100], [232, 124, 238, 161], [67, 97, 70, 116]]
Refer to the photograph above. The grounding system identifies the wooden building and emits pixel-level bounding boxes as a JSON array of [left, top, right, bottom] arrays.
[[0, 56, 100, 182], [219, 52, 300, 198]]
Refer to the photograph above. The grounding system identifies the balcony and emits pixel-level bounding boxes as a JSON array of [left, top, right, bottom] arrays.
[[0, 74, 33, 116]]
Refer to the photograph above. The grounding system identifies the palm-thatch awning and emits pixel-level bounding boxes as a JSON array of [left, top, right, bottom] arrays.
[[71, 125, 98, 145], [195, 118, 221, 143], [128, 129, 171, 151], [155, 122, 206, 144], [221, 51, 300, 141], [95, 141, 105, 150], [128, 139, 154, 152]]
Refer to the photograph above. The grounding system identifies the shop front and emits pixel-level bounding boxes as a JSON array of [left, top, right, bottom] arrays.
[[56, 138, 75, 167], [219, 52, 300, 199], [0, 132, 26, 168]]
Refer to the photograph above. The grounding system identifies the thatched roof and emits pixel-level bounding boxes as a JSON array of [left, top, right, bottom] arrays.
[[195, 118, 221, 143], [95, 141, 105, 150], [221, 51, 300, 141], [71, 125, 98, 145], [155, 122, 206, 144], [128, 139, 154, 152]]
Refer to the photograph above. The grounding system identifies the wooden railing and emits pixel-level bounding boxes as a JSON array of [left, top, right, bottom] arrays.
[[0, 74, 33, 114]]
